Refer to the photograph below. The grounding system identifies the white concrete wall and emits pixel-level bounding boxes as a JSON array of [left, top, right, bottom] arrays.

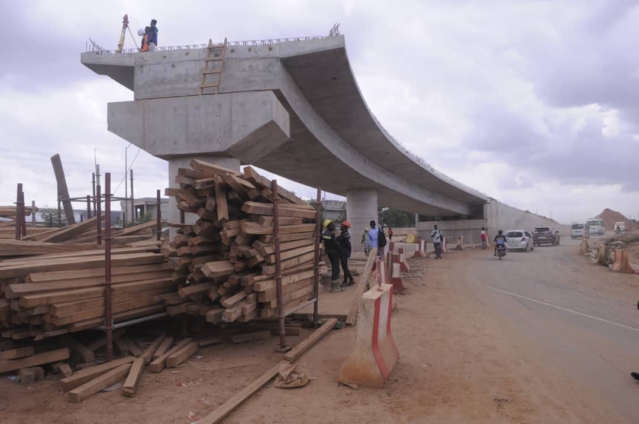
[[417, 199, 569, 244]]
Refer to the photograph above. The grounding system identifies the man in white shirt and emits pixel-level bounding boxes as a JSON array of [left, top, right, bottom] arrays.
[[430, 225, 443, 259]]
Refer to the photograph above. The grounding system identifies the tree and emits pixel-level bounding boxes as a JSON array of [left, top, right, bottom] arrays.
[[39, 207, 68, 228], [378, 207, 415, 228]]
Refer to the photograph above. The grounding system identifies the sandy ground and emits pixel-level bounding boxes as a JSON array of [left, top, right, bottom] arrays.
[[1, 239, 638, 423]]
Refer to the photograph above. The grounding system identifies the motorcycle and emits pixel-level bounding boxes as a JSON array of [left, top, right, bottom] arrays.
[[496, 244, 506, 260]]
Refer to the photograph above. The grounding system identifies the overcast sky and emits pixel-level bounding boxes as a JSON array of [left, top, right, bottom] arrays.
[[1, 0, 638, 224]]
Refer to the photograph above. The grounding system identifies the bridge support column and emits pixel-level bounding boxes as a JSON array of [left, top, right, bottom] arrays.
[[168, 155, 240, 234], [346, 189, 378, 253]]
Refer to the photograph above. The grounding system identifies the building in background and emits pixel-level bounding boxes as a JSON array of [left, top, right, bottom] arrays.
[[120, 197, 169, 224]]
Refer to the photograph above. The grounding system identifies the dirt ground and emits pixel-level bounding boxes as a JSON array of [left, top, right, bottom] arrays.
[[1, 241, 637, 423]]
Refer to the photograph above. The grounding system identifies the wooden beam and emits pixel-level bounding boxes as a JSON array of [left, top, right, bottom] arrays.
[[166, 341, 199, 368], [0, 346, 34, 361], [51, 153, 76, 225], [60, 335, 95, 363], [148, 339, 192, 373], [122, 357, 145, 397], [0, 348, 69, 373], [197, 361, 283, 424], [345, 249, 377, 326], [241, 202, 316, 219], [59, 356, 135, 391], [151, 336, 173, 360], [123, 337, 143, 358], [141, 333, 167, 364], [283, 318, 337, 363], [68, 363, 132, 403]]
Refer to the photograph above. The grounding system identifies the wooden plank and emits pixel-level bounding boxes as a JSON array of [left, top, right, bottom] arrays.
[[215, 183, 229, 223], [116, 220, 161, 237], [68, 363, 132, 403], [142, 333, 167, 364], [59, 363, 73, 378], [122, 357, 145, 397], [264, 244, 316, 264], [178, 282, 212, 300], [0, 252, 165, 279], [69, 305, 165, 333], [240, 221, 315, 236], [59, 356, 135, 391], [123, 337, 143, 358], [49, 295, 167, 326], [86, 328, 126, 351], [259, 232, 315, 243], [26, 262, 174, 284], [241, 202, 316, 219], [201, 261, 235, 278], [148, 338, 192, 373], [253, 270, 316, 292], [258, 277, 314, 302], [39, 216, 99, 243], [0, 240, 95, 257], [152, 336, 173, 360], [243, 166, 308, 205], [166, 341, 199, 368], [190, 159, 241, 177], [257, 239, 314, 257], [283, 318, 337, 363], [220, 290, 248, 308], [0, 348, 69, 373], [255, 216, 303, 226], [260, 252, 315, 275], [205, 307, 225, 324], [114, 337, 130, 356], [346, 249, 378, 326], [51, 153, 76, 225], [0, 346, 34, 361], [60, 335, 95, 363], [197, 362, 283, 424]]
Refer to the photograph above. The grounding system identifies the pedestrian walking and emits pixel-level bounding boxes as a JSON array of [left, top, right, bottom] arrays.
[[481, 227, 487, 249], [361, 227, 370, 256], [388, 227, 393, 241], [322, 221, 342, 292], [337, 221, 355, 288], [367, 220, 386, 259], [431, 225, 443, 259]]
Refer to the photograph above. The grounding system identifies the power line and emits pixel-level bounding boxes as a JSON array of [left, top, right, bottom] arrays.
[[114, 148, 141, 196]]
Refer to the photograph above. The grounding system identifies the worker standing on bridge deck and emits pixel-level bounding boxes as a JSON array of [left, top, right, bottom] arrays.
[[148, 19, 158, 50], [431, 225, 443, 259], [322, 221, 342, 293], [338, 221, 355, 288]]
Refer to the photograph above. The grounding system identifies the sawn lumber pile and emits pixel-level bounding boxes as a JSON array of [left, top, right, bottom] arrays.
[[0, 243, 175, 340], [164, 160, 324, 323]]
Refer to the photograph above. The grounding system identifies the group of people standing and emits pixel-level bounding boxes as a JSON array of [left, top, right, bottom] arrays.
[[138, 19, 159, 52], [322, 220, 355, 293]]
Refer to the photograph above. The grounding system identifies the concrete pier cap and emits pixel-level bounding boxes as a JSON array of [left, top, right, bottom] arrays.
[[347, 189, 378, 252]]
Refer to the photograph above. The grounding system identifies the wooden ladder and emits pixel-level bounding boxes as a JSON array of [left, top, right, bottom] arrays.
[[199, 38, 227, 95]]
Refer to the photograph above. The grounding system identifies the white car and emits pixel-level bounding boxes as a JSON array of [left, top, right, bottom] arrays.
[[505, 229, 534, 251], [570, 223, 585, 239]]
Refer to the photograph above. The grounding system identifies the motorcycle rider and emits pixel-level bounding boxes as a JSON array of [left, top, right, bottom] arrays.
[[493, 230, 507, 256]]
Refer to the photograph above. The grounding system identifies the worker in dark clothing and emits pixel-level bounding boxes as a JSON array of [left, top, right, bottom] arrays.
[[148, 19, 158, 50], [322, 221, 342, 292], [337, 221, 355, 288]]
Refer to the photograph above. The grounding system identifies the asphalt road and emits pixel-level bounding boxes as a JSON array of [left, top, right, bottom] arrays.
[[466, 236, 639, 423]]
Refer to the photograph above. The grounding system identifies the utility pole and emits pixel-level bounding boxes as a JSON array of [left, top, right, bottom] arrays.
[[125, 144, 131, 225]]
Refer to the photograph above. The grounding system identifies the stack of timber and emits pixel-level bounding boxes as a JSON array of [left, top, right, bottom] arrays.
[[0, 244, 175, 340], [164, 160, 324, 324]]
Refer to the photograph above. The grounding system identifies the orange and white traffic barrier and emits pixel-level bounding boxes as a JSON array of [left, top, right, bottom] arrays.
[[337, 283, 400, 388], [388, 242, 395, 254], [390, 254, 406, 294], [611, 248, 636, 274], [442, 237, 448, 253], [413, 239, 426, 258], [455, 236, 464, 251], [397, 247, 410, 272]]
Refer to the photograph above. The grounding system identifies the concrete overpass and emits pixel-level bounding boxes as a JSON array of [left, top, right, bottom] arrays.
[[81, 34, 488, 246]]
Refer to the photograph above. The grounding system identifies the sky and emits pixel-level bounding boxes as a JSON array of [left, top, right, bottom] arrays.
[[1, 0, 638, 224]]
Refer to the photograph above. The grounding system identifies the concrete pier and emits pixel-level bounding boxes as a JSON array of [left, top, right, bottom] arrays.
[[347, 189, 378, 251]]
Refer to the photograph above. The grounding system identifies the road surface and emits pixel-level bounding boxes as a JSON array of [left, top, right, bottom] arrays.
[[468, 236, 639, 423]]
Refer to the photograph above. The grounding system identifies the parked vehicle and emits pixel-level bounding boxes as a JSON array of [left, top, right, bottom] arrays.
[[505, 230, 533, 251], [586, 218, 605, 236], [570, 223, 585, 239], [533, 227, 560, 246]]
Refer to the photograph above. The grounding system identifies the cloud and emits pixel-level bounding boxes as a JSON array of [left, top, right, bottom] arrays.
[[2, 0, 639, 223]]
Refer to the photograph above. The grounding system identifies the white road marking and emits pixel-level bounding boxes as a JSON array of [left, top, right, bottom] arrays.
[[484, 285, 639, 333]]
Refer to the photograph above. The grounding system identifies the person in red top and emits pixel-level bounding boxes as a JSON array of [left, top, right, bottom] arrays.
[[388, 227, 393, 241], [480, 227, 487, 249]]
